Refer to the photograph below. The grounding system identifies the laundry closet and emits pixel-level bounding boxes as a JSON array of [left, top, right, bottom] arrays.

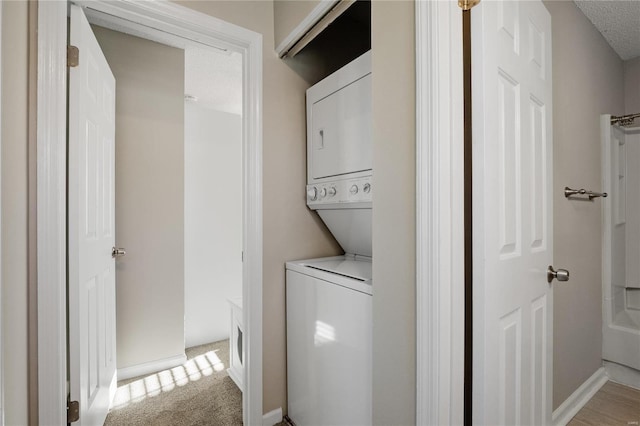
[[275, 1, 372, 424]]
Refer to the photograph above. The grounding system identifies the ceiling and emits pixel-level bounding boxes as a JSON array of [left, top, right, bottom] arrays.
[[184, 48, 243, 115], [574, 0, 640, 61]]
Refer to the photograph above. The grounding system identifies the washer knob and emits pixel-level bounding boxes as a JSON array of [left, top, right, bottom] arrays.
[[363, 183, 371, 193], [319, 188, 327, 198], [307, 187, 317, 201], [350, 184, 359, 195], [328, 187, 337, 197]]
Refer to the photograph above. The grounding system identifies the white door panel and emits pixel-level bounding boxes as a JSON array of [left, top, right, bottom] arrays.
[[69, 4, 117, 425], [473, 1, 553, 424]]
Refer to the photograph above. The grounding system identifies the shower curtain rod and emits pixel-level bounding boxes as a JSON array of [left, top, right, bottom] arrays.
[[611, 112, 640, 126]]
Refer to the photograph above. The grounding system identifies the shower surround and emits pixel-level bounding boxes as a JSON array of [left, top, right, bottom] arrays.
[[602, 114, 640, 385]]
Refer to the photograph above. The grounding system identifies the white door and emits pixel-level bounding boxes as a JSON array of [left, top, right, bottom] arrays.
[[68, 4, 117, 425], [472, 1, 553, 424]]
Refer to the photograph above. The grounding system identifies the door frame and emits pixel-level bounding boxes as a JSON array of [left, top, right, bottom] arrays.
[[36, 1, 263, 424], [0, 1, 4, 423], [415, 1, 466, 424]]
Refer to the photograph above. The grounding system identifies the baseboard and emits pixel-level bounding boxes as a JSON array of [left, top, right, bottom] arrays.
[[117, 353, 187, 381], [552, 367, 608, 426], [604, 360, 640, 390], [262, 407, 283, 426]]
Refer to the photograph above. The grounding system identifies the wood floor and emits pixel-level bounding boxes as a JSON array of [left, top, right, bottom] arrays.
[[568, 381, 640, 426]]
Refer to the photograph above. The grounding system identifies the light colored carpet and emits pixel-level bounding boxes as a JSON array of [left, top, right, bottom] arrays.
[[105, 340, 243, 426]]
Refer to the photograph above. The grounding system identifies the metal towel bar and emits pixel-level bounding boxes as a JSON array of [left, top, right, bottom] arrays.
[[564, 186, 607, 200]]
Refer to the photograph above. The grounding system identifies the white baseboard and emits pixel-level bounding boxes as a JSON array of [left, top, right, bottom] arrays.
[[552, 367, 608, 426], [604, 360, 640, 390], [117, 353, 187, 381], [262, 407, 283, 426]]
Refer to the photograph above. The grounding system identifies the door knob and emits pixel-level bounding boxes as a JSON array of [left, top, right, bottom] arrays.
[[547, 265, 569, 283], [112, 247, 126, 258]]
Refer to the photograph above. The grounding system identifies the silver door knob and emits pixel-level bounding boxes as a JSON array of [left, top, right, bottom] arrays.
[[547, 265, 569, 283], [112, 247, 126, 258]]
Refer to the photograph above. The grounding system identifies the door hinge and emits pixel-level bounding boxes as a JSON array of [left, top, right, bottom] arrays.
[[67, 45, 79, 68], [67, 400, 80, 423], [458, 0, 480, 10]]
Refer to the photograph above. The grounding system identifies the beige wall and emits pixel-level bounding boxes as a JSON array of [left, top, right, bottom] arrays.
[[273, 0, 321, 50], [624, 57, 640, 115], [544, 0, 625, 409], [93, 26, 187, 369], [178, 1, 342, 414], [1, 1, 30, 424], [371, 2, 415, 424]]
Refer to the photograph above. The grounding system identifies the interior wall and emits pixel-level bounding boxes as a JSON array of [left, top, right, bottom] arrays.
[[177, 1, 342, 415], [624, 57, 640, 115], [184, 103, 242, 348], [1, 1, 29, 424], [371, 1, 416, 424], [92, 26, 187, 369], [543, 0, 625, 409]]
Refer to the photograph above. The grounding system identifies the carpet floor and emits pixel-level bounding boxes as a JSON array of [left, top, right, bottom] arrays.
[[105, 340, 243, 426]]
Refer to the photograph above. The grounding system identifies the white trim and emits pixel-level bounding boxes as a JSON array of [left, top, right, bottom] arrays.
[[601, 114, 614, 330], [37, 1, 263, 424], [604, 360, 640, 390], [415, 1, 465, 425], [36, 1, 68, 424], [116, 354, 187, 382], [552, 367, 608, 426], [274, 0, 338, 58], [262, 407, 283, 426], [0, 1, 4, 423]]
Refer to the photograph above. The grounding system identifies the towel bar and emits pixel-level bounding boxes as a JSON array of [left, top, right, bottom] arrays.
[[564, 186, 607, 200]]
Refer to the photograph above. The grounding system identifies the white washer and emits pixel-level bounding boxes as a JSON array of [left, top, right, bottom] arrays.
[[286, 255, 372, 426]]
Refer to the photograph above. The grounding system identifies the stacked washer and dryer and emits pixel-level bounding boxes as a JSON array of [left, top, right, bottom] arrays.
[[286, 51, 372, 425]]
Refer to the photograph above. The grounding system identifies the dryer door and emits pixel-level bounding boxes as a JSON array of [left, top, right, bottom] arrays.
[[309, 74, 372, 180]]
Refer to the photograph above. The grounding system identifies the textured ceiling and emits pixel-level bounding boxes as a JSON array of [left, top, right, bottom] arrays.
[[574, 0, 640, 61], [184, 48, 243, 116]]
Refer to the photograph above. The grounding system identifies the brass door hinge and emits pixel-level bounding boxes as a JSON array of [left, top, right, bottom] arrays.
[[458, 0, 480, 10], [67, 400, 80, 423], [68, 45, 79, 68]]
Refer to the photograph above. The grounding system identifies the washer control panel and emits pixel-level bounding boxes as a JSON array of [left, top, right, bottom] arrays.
[[307, 176, 372, 206]]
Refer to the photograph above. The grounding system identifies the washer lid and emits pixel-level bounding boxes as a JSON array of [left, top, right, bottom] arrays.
[[302, 258, 372, 282]]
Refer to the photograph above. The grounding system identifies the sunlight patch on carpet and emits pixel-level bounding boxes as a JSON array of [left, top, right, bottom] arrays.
[[111, 350, 225, 410]]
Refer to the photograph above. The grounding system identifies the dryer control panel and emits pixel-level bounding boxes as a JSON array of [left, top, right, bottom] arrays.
[[306, 176, 372, 209]]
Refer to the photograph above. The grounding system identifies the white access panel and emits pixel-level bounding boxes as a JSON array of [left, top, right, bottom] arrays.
[[307, 51, 372, 184], [286, 269, 372, 426]]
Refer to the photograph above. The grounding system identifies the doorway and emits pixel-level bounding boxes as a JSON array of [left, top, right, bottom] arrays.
[[36, 1, 263, 424], [78, 21, 245, 423]]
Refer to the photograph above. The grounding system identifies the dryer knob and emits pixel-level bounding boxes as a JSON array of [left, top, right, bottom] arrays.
[[363, 183, 371, 193], [307, 187, 318, 201], [328, 187, 337, 197], [319, 188, 327, 198], [350, 184, 359, 195]]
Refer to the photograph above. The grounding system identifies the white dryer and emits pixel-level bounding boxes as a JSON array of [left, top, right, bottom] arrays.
[[286, 256, 372, 426]]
